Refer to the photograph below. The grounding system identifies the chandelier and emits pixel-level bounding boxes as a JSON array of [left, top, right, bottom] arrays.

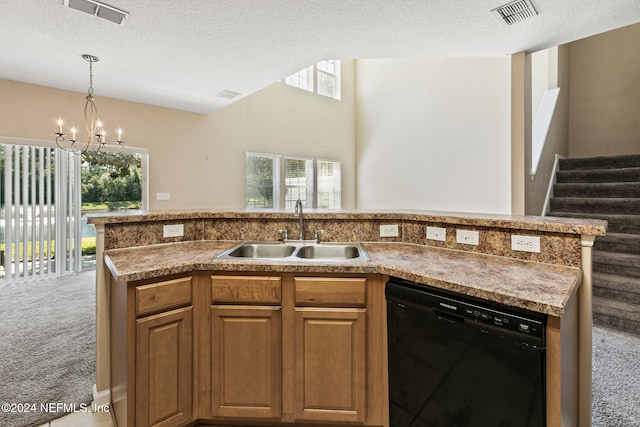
[[54, 54, 124, 154]]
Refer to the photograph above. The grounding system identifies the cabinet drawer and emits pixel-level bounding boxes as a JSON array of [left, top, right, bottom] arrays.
[[136, 277, 192, 317], [211, 275, 282, 304], [294, 277, 367, 307]]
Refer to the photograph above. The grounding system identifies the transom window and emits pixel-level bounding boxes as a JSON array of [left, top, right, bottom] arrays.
[[284, 60, 341, 100]]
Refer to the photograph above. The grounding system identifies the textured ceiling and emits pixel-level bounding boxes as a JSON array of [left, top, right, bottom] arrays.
[[1, 0, 639, 114]]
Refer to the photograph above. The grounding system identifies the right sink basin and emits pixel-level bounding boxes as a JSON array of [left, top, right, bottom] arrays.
[[295, 244, 363, 260]]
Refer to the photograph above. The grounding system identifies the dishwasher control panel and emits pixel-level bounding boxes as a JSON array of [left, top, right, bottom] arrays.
[[385, 278, 546, 345]]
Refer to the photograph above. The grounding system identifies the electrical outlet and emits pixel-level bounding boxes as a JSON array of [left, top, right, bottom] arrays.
[[163, 224, 184, 238], [156, 192, 171, 200], [426, 226, 446, 242], [456, 229, 479, 246], [380, 224, 399, 238], [511, 235, 541, 253]]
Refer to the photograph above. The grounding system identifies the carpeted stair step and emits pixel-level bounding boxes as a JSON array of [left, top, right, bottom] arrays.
[[593, 250, 640, 278], [550, 197, 640, 215], [595, 233, 640, 255], [593, 272, 640, 305], [559, 154, 640, 171], [553, 182, 640, 198], [551, 154, 640, 336], [547, 212, 640, 234], [593, 296, 640, 335], [556, 166, 640, 183]]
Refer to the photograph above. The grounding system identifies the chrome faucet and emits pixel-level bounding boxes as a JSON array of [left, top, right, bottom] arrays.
[[276, 229, 289, 241], [294, 199, 304, 240]]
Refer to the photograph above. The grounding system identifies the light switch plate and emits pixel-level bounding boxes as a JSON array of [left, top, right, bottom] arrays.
[[456, 229, 479, 246], [511, 235, 541, 253], [426, 226, 446, 242], [163, 224, 184, 238], [380, 224, 399, 238], [156, 192, 171, 200]]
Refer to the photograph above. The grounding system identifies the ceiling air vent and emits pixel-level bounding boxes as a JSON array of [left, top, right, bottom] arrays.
[[64, 0, 129, 25], [492, 0, 538, 25], [216, 90, 241, 99]]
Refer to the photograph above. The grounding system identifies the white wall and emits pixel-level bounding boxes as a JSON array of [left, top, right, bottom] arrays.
[[525, 45, 570, 216], [568, 22, 640, 157], [355, 57, 512, 214], [531, 49, 550, 123]]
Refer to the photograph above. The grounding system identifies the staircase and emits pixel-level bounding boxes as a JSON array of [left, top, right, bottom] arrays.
[[548, 154, 640, 335]]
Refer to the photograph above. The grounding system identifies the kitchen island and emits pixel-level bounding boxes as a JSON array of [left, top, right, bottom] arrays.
[[89, 210, 606, 427]]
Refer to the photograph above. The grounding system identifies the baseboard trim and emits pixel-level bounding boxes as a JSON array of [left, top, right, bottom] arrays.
[[92, 383, 111, 410]]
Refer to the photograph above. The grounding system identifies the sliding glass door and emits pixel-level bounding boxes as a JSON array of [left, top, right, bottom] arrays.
[[1, 144, 80, 280]]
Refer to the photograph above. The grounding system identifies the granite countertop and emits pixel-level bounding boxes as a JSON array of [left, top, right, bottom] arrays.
[[88, 209, 607, 236], [104, 240, 582, 317]]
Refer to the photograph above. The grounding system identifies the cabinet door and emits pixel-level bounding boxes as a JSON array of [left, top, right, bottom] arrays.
[[136, 306, 193, 427], [211, 305, 282, 419], [294, 307, 366, 423]]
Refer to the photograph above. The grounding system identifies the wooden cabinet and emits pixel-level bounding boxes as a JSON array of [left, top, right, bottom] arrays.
[[293, 277, 368, 423], [111, 275, 194, 427], [209, 275, 282, 420], [136, 306, 193, 427], [294, 307, 366, 422], [112, 271, 387, 427], [206, 274, 386, 426], [210, 305, 281, 418]]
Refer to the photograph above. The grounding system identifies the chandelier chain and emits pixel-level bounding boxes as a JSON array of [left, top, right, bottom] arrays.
[[88, 59, 94, 96]]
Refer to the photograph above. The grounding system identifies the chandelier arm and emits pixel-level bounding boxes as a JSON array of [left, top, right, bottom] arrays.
[[84, 95, 99, 149], [55, 133, 89, 155]]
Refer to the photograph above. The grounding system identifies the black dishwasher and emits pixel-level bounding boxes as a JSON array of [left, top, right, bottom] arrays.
[[386, 278, 546, 427]]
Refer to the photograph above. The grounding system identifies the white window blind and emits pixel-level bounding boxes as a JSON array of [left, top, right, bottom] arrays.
[[1, 144, 80, 281], [284, 157, 313, 209]]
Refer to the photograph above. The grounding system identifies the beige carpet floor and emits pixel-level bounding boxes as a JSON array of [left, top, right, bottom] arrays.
[[0, 270, 96, 427]]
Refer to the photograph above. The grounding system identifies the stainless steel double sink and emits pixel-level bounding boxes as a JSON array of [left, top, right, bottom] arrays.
[[216, 241, 371, 262]]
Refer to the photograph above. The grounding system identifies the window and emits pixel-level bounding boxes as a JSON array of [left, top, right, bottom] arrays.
[[284, 157, 313, 209], [285, 66, 313, 93], [316, 60, 338, 98], [245, 153, 280, 208], [245, 153, 341, 210], [284, 60, 341, 100], [317, 160, 341, 209]]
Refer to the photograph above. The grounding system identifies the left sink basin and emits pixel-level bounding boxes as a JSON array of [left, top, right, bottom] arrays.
[[224, 242, 296, 258]]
